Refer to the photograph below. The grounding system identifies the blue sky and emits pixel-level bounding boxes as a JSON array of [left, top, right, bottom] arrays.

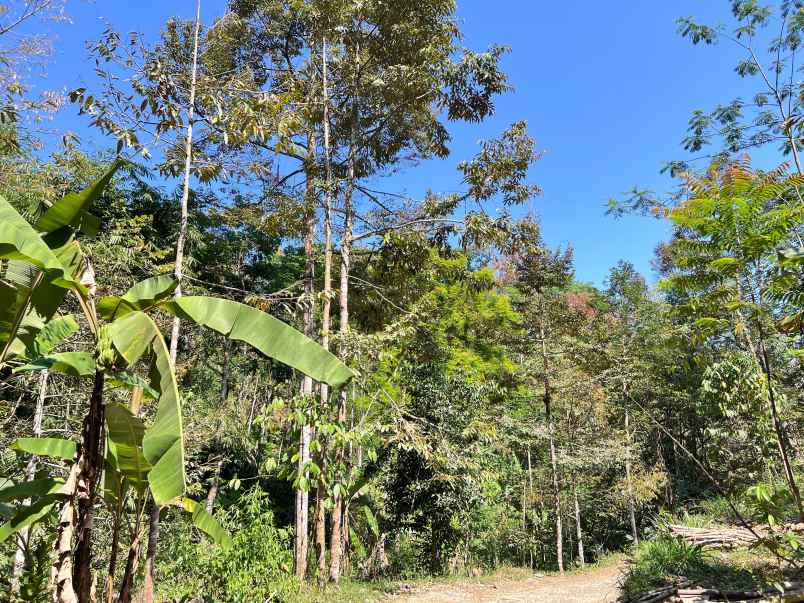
[[26, 1, 786, 285]]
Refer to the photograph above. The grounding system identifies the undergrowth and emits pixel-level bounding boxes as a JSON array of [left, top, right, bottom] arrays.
[[619, 537, 758, 599]]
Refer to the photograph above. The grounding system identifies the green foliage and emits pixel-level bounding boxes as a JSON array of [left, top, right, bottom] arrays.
[[699, 354, 778, 487], [673, 2, 804, 167], [620, 537, 712, 598], [158, 488, 297, 603]]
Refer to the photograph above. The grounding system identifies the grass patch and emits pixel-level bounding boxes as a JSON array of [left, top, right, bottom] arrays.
[[620, 537, 759, 600]]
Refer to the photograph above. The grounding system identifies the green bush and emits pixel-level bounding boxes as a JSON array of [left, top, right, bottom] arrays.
[[158, 487, 298, 602]]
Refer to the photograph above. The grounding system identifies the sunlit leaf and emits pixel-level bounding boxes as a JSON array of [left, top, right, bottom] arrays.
[[160, 296, 354, 387], [10, 437, 76, 461]]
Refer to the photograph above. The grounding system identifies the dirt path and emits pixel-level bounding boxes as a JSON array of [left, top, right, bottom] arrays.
[[389, 564, 621, 603]]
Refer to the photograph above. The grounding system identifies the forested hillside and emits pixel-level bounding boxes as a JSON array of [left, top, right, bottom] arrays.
[[0, 1, 803, 602]]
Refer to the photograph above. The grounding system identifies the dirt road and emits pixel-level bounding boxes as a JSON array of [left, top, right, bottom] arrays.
[[390, 564, 621, 603]]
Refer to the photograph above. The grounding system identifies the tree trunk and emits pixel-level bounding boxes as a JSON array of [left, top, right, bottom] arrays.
[[52, 463, 80, 603], [105, 502, 121, 603], [548, 426, 562, 574], [295, 127, 318, 580], [167, 0, 201, 366], [142, 4, 201, 598], [117, 529, 141, 603], [329, 119, 356, 584], [314, 36, 334, 588], [624, 409, 639, 545], [538, 303, 563, 575], [205, 458, 224, 515], [73, 370, 106, 603], [756, 324, 804, 521], [330, 41, 359, 581], [294, 421, 311, 579], [315, 480, 328, 586], [521, 480, 527, 566], [141, 504, 160, 603], [573, 484, 585, 567], [526, 446, 534, 568], [11, 370, 47, 592]]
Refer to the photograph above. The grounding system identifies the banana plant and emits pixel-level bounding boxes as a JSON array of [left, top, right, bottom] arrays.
[[0, 164, 354, 603]]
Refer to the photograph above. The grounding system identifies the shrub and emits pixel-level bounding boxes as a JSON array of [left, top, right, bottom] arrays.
[[158, 487, 298, 602]]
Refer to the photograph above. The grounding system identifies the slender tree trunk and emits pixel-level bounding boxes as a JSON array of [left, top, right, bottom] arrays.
[[167, 0, 201, 366], [624, 408, 639, 545], [141, 505, 160, 603], [294, 420, 311, 579], [314, 36, 334, 588], [219, 337, 232, 403], [315, 481, 327, 586], [573, 483, 585, 567], [105, 502, 121, 603], [319, 35, 334, 413], [143, 4, 201, 599], [756, 323, 804, 520], [52, 463, 80, 603], [538, 303, 563, 574], [521, 480, 527, 566], [295, 128, 318, 580], [117, 529, 141, 603], [548, 426, 562, 574], [329, 42, 359, 581], [11, 370, 47, 592], [73, 371, 106, 603], [526, 446, 534, 568], [329, 110, 356, 584], [733, 212, 804, 519]]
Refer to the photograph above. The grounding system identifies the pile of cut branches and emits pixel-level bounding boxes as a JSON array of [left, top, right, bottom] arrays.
[[666, 523, 804, 549], [624, 581, 804, 603]]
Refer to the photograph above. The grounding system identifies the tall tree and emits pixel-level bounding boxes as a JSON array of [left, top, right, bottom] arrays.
[[516, 238, 574, 574]]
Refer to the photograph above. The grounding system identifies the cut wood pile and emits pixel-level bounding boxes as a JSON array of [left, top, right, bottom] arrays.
[[666, 524, 758, 548], [626, 580, 804, 603], [666, 523, 804, 549]]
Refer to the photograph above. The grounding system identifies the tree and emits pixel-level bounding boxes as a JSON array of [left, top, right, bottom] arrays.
[[515, 236, 574, 574], [672, 1, 804, 174]]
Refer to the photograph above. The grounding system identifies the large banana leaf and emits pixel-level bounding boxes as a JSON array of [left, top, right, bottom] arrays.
[[160, 296, 354, 387], [98, 274, 178, 321], [0, 497, 57, 543], [15, 351, 96, 378], [11, 437, 77, 461], [35, 160, 121, 237], [177, 497, 232, 548], [105, 404, 151, 493], [108, 311, 185, 506], [23, 315, 79, 358], [0, 478, 65, 502], [0, 197, 79, 289], [0, 201, 85, 364]]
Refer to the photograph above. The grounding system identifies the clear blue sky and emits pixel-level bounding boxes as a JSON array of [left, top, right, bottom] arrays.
[[27, 0, 783, 285]]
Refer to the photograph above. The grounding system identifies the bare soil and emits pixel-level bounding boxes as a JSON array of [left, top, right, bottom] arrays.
[[388, 564, 621, 603]]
